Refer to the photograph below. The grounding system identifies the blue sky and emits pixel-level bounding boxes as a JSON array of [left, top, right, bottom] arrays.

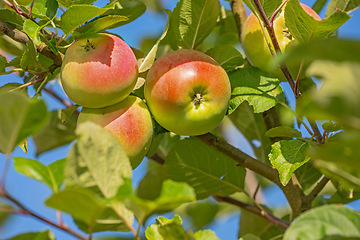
[[1, 0, 360, 239]]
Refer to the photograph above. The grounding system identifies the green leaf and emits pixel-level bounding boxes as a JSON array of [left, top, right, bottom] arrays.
[[5, 230, 55, 240], [60, 5, 108, 34], [33, 110, 77, 156], [32, 0, 58, 20], [185, 201, 219, 229], [269, 140, 310, 186], [193, 230, 219, 240], [295, 162, 323, 192], [23, 20, 42, 45], [139, 9, 170, 73], [0, 9, 24, 29], [73, 15, 128, 38], [99, 1, 146, 28], [322, 121, 342, 133], [163, 137, 246, 199], [13, 157, 65, 192], [265, 126, 302, 139], [239, 234, 262, 240], [311, 132, 360, 190], [274, 39, 360, 67], [205, 45, 244, 72], [46, 186, 105, 226], [0, 92, 48, 155], [59, 105, 78, 124], [299, 61, 360, 129], [285, 0, 349, 43], [284, 205, 360, 240], [326, 0, 360, 15], [228, 67, 285, 114], [229, 102, 271, 162], [169, 0, 220, 49], [21, 41, 38, 70], [242, 0, 282, 19], [239, 210, 284, 239], [145, 215, 193, 240], [136, 160, 163, 200], [65, 122, 132, 198], [0, 55, 7, 73]]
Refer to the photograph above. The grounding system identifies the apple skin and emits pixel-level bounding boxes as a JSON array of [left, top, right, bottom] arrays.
[[77, 96, 153, 169], [144, 49, 231, 136], [61, 33, 138, 108], [241, 3, 321, 81]]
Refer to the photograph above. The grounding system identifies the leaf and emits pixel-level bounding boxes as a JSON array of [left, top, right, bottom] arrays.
[[265, 126, 302, 139], [0, 9, 24, 29], [326, 0, 360, 15], [185, 201, 219, 229], [73, 15, 128, 38], [59, 105, 78, 124], [295, 162, 323, 192], [23, 19, 42, 45], [0, 92, 48, 155], [239, 234, 262, 240], [33, 110, 77, 156], [21, 41, 38, 70], [311, 132, 360, 190], [193, 230, 219, 240], [163, 137, 246, 199], [145, 215, 193, 240], [139, 9, 170, 73], [205, 45, 244, 72], [228, 67, 285, 114], [13, 157, 65, 192], [60, 5, 108, 34], [169, 0, 220, 49], [242, 0, 282, 19], [285, 0, 349, 43], [322, 121, 342, 133], [299, 61, 360, 129], [269, 140, 310, 186], [229, 102, 271, 162], [283, 205, 360, 240], [65, 122, 132, 198], [5, 230, 55, 240], [32, 0, 58, 20], [239, 210, 284, 239], [45, 186, 106, 226], [0, 55, 7, 73], [136, 160, 163, 200]]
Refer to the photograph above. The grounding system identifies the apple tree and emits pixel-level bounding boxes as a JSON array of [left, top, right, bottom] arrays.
[[1, 0, 360, 239]]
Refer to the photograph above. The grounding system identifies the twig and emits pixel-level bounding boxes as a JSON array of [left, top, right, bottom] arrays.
[[303, 176, 330, 205], [294, 62, 304, 97], [43, 87, 75, 110], [0, 190, 88, 240], [270, 1, 287, 26], [0, 155, 11, 192], [213, 195, 290, 230]]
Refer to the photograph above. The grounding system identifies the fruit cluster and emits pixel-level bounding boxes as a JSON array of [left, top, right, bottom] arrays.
[[60, 33, 231, 168]]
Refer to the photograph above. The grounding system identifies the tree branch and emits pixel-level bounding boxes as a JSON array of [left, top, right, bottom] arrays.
[[302, 176, 330, 207], [213, 195, 290, 230], [0, 190, 88, 240], [196, 133, 304, 217]]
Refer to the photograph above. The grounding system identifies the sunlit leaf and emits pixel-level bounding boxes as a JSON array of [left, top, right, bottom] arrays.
[[32, 0, 58, 20], [269, 140, 310, 186], [65, 122, 132, 198], [229, 67, 285, 114], [169, 0, 220, 49], [193, 230, 219, 240]]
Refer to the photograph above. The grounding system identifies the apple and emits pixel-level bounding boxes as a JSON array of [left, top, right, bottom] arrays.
[[77, 95, 153, 169], [61, 33, 138, 108], [241, 3, 321, 81], [144, 49, 231, 136]]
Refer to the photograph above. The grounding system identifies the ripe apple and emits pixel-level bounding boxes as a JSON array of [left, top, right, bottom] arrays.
[[61, 33, 138, 108], [241, 3, 321, 81], [77, 96, 153, 169], [144, 49, 231, 136]]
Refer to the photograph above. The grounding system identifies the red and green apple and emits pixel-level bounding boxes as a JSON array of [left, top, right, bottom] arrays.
[[144, 49, 231, 136], [77, 96, 153, 169], [241, 3, 321, 81], [61, 33, 138, 108]]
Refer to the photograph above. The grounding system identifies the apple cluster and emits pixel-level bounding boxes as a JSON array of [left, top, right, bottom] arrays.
[[61, 33, 231, 168]]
